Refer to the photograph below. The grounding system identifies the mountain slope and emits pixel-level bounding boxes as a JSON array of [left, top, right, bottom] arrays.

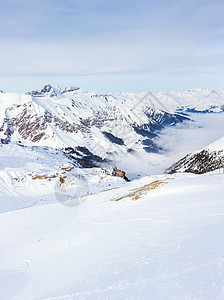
[[1, 85, 224, 164], [0, 143, 128, 213], [157, 87, 224, 113], [168, 136, 224, 174], [0, 171, 224, 299], [0, 85, 190, 166]]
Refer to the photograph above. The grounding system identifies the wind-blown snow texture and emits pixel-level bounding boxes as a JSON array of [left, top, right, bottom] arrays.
[[1, 171, 224, 299], [1, 85, 224, 299]]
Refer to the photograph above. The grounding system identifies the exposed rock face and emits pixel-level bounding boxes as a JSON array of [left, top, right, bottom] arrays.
[[112, 167, 130, 181], [103, 131, 125, 145], [60, 86, 80, 94], [26, 85, 80, 98], [168, 149, 224, 174], [64, 146, 108, 168], [0, 102, 91, 144], [41, 84, 53, 93], [26, 84, 58, 98]]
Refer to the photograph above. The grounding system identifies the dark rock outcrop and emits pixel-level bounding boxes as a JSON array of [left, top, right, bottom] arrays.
[[103, 132, 125, 146], [112, 167, 130, 181], [64, 146, 108, 168], [168, 149, 224, 174], [26, 84, 58, 97]]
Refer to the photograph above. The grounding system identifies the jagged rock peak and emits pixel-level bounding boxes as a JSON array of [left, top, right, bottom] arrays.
[[41, 84, 53, 93], [26, 84, 56, 97], [26, 84, 80, 97], [0, 90, 4, 93], [57, 86, 80, 94]]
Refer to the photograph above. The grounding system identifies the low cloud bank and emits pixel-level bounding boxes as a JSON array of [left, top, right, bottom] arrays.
[[117, 113, 224, 178]]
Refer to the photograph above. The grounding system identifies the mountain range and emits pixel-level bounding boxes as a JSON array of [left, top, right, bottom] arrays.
[[1, 85, 224, 170]]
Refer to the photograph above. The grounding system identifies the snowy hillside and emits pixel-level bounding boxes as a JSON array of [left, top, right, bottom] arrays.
[[168, 136, 224, 174], [1, 85, 224, 299], [0, 143, 127, 214], [1, 170, 224, 299]]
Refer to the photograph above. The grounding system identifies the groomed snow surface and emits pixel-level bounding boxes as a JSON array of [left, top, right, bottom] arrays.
[[1, 168, 224, 299]]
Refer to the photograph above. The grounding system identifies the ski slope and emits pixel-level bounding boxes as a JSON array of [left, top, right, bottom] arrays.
[[0, 171, 224, 299]]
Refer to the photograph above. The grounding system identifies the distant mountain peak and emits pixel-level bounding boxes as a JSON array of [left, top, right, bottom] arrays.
[[26, 84, 80, 98], [57, 86, 80, 93], [26, 84, 56, 97], [41, 84, 53, 93]]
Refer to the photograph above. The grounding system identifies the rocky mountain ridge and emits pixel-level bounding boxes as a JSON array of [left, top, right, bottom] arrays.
[[168, 136, 224, 174], [0, 85, 191, 164], [1, 85, 224, 169]]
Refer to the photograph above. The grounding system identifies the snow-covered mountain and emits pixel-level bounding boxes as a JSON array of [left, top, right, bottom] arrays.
[[168, 136, 224, 174], [157, 87, 224, 113], [0, 84, 187, 166], [1, 85, 224, 169], [1, 85, 224, 299]]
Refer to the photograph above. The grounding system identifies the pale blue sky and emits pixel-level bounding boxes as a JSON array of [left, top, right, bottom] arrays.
[[1, 0, 224, 93]]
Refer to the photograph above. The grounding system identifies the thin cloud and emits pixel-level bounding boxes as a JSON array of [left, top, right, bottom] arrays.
[[1, 0, 224, 92]]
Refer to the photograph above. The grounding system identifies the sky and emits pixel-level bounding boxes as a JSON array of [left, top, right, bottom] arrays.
[[1, 0, 224, 93]]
